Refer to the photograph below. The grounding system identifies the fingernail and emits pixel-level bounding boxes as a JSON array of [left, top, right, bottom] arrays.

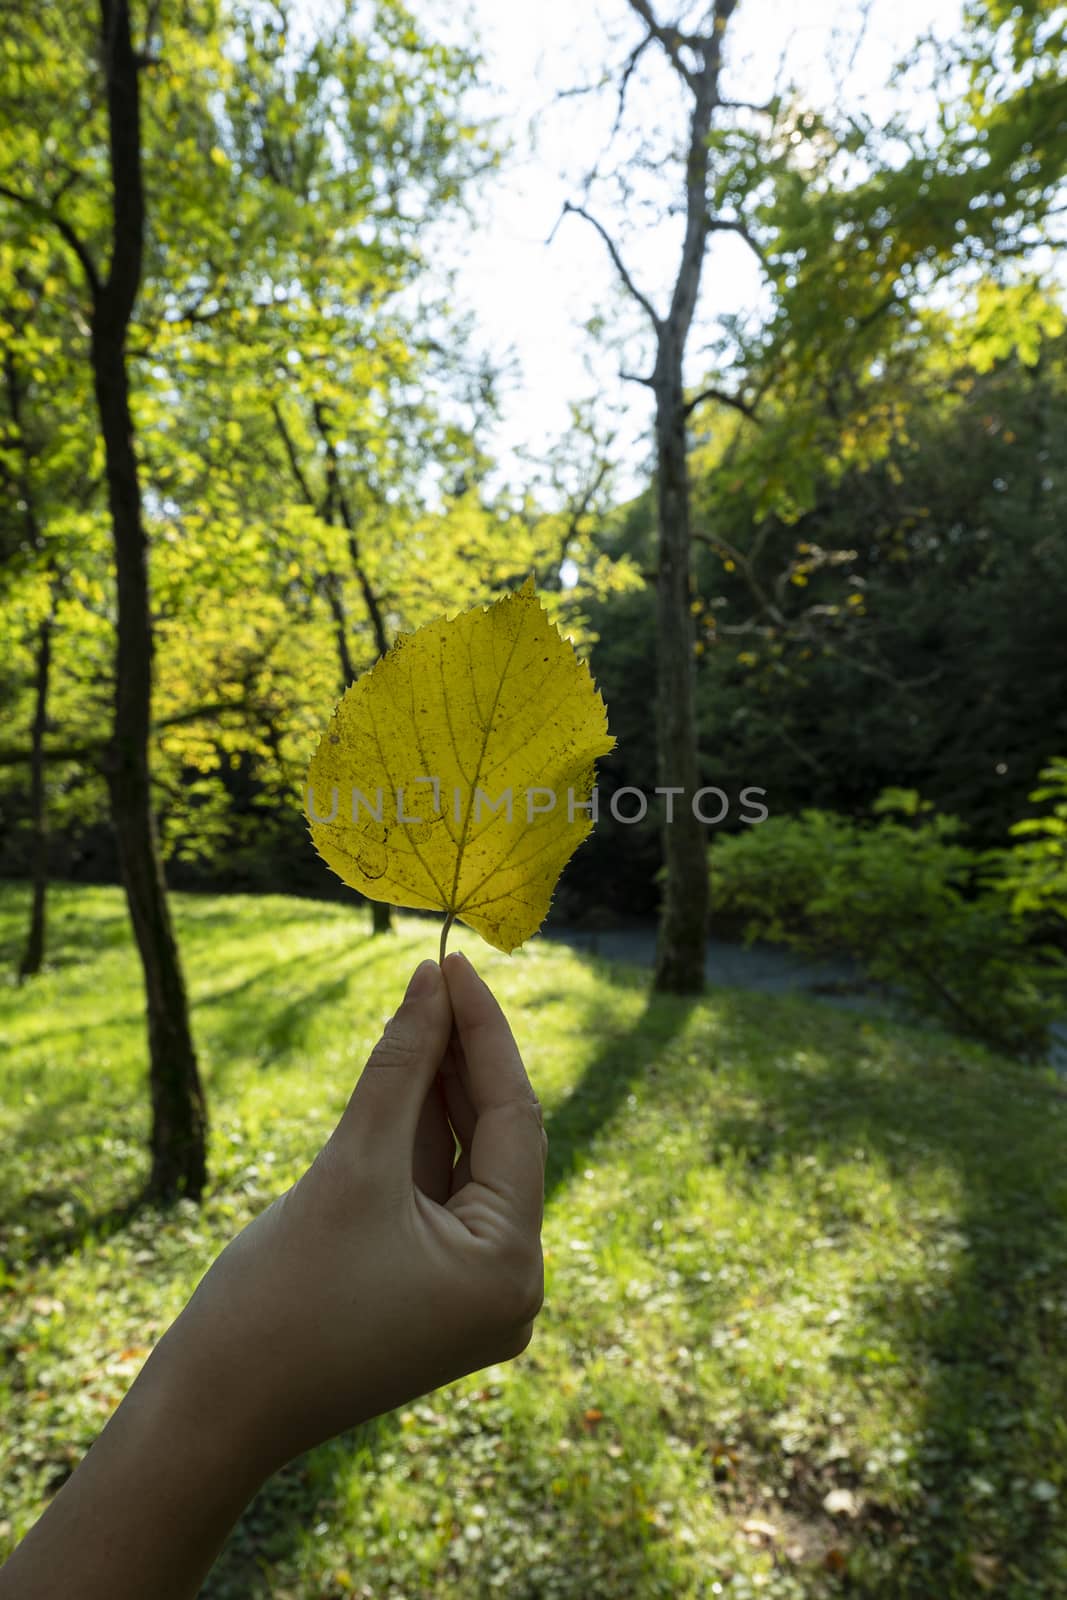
[[448, 950, 473, 972], [405, 959, 441, 1000]]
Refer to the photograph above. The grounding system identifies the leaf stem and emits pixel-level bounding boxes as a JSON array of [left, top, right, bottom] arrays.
[[439, 912, 455, 964]]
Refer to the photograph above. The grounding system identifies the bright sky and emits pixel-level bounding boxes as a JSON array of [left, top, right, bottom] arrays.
[[425, 0, 967, 502]]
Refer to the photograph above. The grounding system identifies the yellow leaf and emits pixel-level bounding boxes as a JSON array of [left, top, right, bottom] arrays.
[[304, 576, 615, 956]]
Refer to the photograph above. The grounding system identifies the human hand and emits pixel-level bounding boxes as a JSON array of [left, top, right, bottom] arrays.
[[150, 950, 547, 1480]]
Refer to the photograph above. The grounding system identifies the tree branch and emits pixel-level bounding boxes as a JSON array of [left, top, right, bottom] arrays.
[[271, 400, 319, 509], [719, 97, 777, 115], [625, 0, 698, 89], [693, 529, 785, 625], [311, 401, 390, 659], [558, 201, 661, 330], [0, 183, 102, 300], [706, 215, 770, 273], [666, 0, 741, 338], [152, 698, 253, 735], [684, 384, 761, 422], [611, 34, 655, 140], [0, 698, 256, 771], [0, 741, 104, 771]]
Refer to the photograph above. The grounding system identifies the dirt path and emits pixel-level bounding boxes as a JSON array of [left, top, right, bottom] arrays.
[[539, 921, 1067, 1073]]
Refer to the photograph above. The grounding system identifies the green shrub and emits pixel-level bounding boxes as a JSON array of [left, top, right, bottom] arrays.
[[998, 757, 1067, 927], [709, 789, 1067, 1060]]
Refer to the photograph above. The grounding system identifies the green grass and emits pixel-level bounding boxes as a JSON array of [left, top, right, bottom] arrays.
[[2, 882, 1067, 1598]]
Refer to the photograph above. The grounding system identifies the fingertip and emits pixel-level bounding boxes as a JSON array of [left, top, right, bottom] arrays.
[[442, 949, 475, 979], [442, 950, 502, 1030], [405, 958, 442, 1001]]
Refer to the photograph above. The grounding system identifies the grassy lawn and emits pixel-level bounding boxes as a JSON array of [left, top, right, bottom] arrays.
[[1, 881, 1066, 1599]]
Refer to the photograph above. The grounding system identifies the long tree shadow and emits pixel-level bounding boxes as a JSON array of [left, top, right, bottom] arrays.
[[192, 937, 406, 1090], [701, 991, 1067, 1595], [201, 961, 697, 1597], [0, 933, 410, 1274], [0, 884, 131, 975]]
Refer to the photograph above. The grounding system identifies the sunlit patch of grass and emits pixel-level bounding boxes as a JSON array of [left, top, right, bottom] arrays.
[[2, 882, 1066, 1596]]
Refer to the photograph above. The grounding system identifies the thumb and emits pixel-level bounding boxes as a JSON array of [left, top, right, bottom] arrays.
[[334, 959, 453, 1180]]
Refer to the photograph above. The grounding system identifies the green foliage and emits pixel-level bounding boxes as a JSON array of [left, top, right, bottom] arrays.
[[689, 0, 1067, 525], [998, 756, 1067, 923], [709, 795, 1067, 1060]]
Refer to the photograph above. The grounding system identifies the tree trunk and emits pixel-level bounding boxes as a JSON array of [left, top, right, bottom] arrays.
[[353, 561, 392, 935], [651, 338, 707, 994], [324, 572, 391, 934], [17, 605, 54, 983], [93, 0, 207, 1202], [324, 570, 356, 689], [312, 402, 393, 935]]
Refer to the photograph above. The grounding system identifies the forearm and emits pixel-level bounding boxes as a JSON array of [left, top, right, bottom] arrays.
[[0, 1329, 270, 1600]]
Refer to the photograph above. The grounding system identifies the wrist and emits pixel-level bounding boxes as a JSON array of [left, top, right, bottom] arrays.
[[0, 1324, 273, 1600], [136, 1321, 276, 1495]]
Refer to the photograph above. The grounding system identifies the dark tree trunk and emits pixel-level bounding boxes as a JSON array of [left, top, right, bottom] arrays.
[[350, 558, 392, 934], [563, 3, 741, 990], [323, 571, 392, 934], [651, 338, 708, 993], [280, 399, 394, 934], [324, 570, 357, 689], [316, 405, 394, 933], [18, 605, 54, 983], [93, 0, 207, 1201], [5, 330, 56, 982]]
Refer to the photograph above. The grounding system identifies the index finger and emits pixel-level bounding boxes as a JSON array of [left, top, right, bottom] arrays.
[[441, 950, 546, 1232], [441, 951, 537, 1115]]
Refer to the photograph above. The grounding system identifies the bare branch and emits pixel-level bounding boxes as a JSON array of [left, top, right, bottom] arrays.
[[719, 98, 777, 115], [558, 201, 662, 330], [611, 34, 654, 141], [0, 697, 254, 771], [0, 741, 103, 770], [684, 384, 761, 422], [311, 400, 390, 659], [152, 699, 254, 735], [620, 367, 657, 387], [667, 0, 742, 337], [625, 0, 697, 88], [693, 529, 785, 625], [271, 400, 318, 509], [554, 74, 613, 101], [706, 215, 770, 273], [0, 183, 102, 300]]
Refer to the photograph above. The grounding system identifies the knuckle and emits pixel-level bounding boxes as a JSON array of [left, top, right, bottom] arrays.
[[507, 1095, 546, 1137], [496, 1247, 544, 1327], [499, 1318, 535, 1361], [366, 1017, 422, 1073]]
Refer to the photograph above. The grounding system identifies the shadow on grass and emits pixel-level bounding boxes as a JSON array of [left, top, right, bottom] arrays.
[[1, 1191, 158, 1276], [192, 938, 406, 1090], [702, 992, 1067, 1596], [201, 974, 696, 1598], [0, 930, 410, 1273]]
